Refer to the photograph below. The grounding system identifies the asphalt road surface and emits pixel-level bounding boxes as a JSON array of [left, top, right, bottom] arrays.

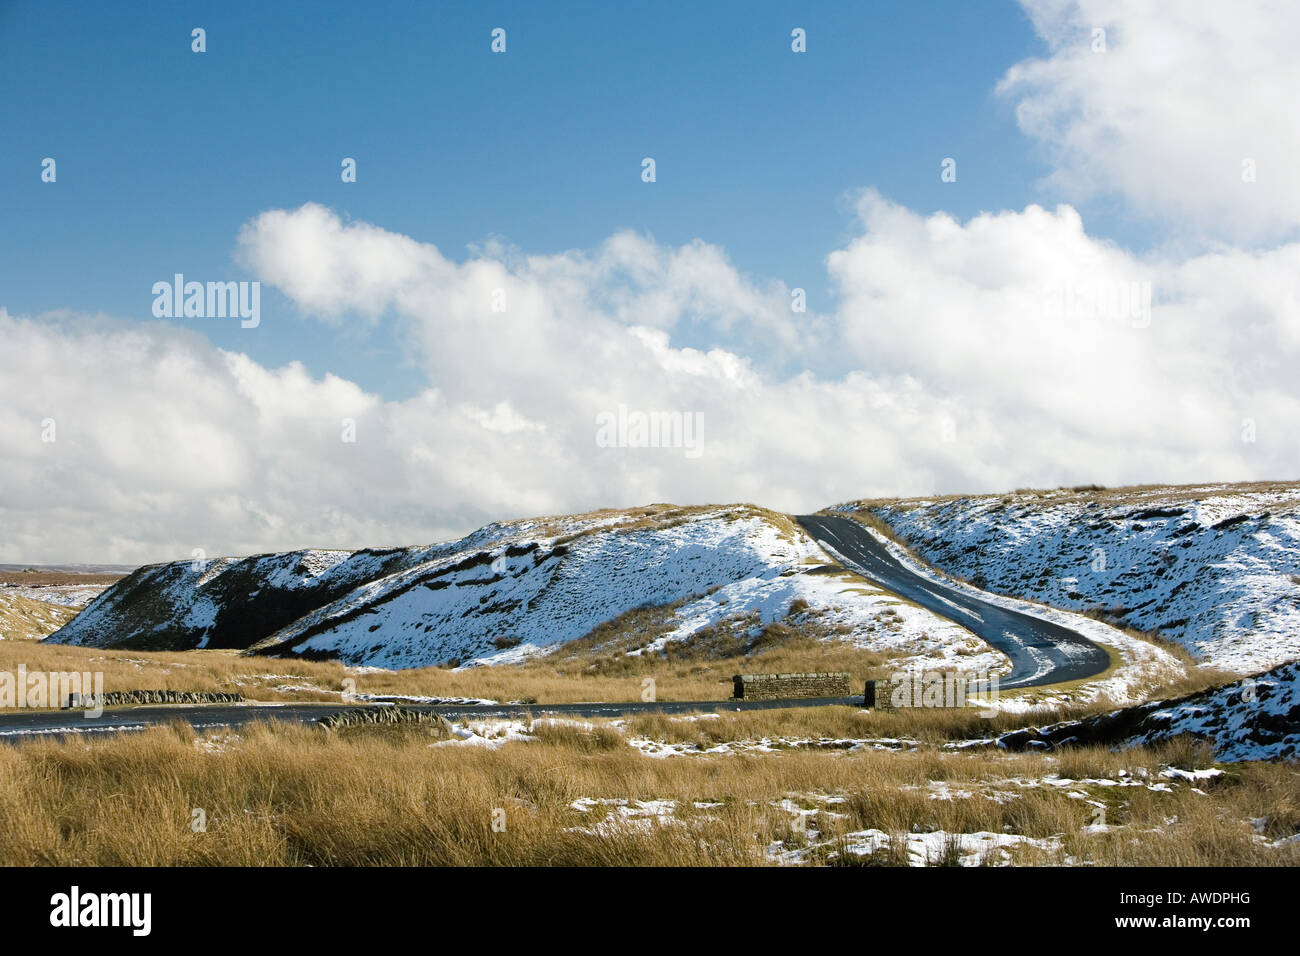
[[0, 513, 1110, 740], [796, 514, 1110, 689], [0, 696, 861, 742]]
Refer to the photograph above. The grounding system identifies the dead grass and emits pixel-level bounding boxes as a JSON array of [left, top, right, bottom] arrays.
[[0, 718, 1293, 867], [524, 502, 802, 548], [621, 699, 1114, 747], [0, 571, 124, 587], [0, 611, 891, 709], [841, 479, 1300, 514], [0, 593, 80, 641]]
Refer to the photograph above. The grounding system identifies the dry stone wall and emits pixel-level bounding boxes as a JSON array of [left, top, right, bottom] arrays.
[[732, 672, 852, 700]]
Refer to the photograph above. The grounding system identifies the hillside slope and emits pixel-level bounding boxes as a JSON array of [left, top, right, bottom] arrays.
[[0, 593, 79, 641], [46, 507, 653, 654], [838, 482, 1300, 673], [998, 660, 1300, 762], [48, 505, 1006, 673], [46, 539, 490, 652]]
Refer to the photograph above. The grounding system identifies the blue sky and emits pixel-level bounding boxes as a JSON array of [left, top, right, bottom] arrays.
[[2, 0, 1092, 399], [4, 1, 1298, 562]]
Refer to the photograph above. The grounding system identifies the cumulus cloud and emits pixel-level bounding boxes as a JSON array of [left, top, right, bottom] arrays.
[[832, 190, 1300, 454], [5, 190, 1298, 563], [1001, 0, 1300, 242], [0, 300, 952, 563]]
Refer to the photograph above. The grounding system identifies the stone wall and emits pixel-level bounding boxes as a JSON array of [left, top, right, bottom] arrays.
[[732, 672, 852, 700], [866, 675, 976, 710], [62, 690, 245, 709]]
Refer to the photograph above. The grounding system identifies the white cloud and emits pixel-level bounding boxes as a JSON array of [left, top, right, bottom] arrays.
[[830, 189, 1300, 451], [1001, 0, 1300, 242], [4, 188, 1297, 563]]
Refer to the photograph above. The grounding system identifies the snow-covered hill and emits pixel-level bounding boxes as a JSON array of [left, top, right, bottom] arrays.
[[838, 482, 1300, 674], [47, 540, 486, 652], [47, 505, 1005, 673], [998, 660, 1300, 762], [45, 507, 634, 654]]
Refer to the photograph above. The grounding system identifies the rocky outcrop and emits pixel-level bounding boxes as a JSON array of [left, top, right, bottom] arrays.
[[996, 661, 1300, 761]]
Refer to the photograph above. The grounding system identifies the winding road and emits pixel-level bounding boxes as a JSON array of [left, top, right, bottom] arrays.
[[0, 513, 1109, 740], [796, 514, 1110, 689]]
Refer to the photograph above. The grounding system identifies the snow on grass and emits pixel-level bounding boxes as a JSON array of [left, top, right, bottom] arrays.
[[566, 798, 680, 836], [996, 660, 1300, 762], [251, 508, 797, 667], [45, 533, 500, 652], [260, 550, 354, 589], [761, 790, 1066, 866], [425, 715, 610, 750], [51, 496, 1155, 688], [1161, 766, 1224, 782], [1118, 663, 1300, 762], [992, 768, 1209, 794], [193, 731, 241, 754], [640, 532, 1012, 677], [832, 829, 1062, 867], [565, 787, 1068, 866], [627, 734, 919, 758], [763, 768, 1240, 866], [349, 693, 497, 706], [429, 718, 535, 749]]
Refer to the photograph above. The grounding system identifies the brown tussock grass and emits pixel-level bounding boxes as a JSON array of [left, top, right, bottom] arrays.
[[0, 594, 81, 641], [0, 571, 124, 587], [839, 479, 1300, 514], [0, 719, 1294, 867]]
